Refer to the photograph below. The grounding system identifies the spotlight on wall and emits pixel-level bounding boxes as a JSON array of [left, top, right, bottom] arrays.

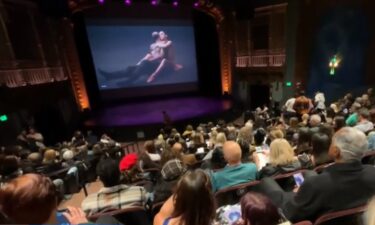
[[98, 0, 105, 4], [125, 0, 131, 5], [193, 2, 199, 7], [151, 0, 157, 6], [173, 1, 178, 7]]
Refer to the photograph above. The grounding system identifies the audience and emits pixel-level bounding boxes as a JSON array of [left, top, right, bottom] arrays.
[[154, 170, 215, 225], [261, 127, 375, 222], [3, 87, 375, 225], [210, 141, 257, 192], [81, 158, 147, 216]]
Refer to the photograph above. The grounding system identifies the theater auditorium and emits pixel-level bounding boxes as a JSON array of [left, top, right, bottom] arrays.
[[1, 0, 375, 224]]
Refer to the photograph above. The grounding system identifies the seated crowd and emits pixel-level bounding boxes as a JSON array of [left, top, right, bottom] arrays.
[[2, 88, 375, 224]]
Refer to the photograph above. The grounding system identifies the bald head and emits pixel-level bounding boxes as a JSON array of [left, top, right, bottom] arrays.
[[172, 142, 183, 155], [223, 141, 242, 165]]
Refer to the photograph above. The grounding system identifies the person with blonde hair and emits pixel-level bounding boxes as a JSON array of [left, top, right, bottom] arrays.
[[256, 138, 301, 179]]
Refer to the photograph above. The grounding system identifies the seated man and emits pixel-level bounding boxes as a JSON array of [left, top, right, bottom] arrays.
[[210, 141, 257, 192], [262, 127, 375, 223], [81, 158, 147, 216]]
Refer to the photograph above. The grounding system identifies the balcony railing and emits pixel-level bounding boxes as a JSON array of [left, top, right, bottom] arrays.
[[236, 54, 286, 68], [0, 67, 67, 88]]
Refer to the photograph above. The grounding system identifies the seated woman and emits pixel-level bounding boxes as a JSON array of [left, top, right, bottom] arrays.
[[216, 192, 291, 225], [239, 192, 291, 225], [154, 170, 215, 225], [256, 138, 302, 179]]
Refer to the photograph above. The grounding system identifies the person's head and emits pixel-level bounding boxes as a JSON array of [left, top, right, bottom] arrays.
[[215, 132, 227, 146], [97, 158, 120, 187], [319, 123, 334, 139], [301, 113, 310, 122], [298, 127, 312, 145], [43, 149, 57, 163], [159, 31, 167, 41], [269, 138, 295, 166], [238, 126, 253, 144], [0, 174, 57, 224], [161, 159, 187, 181], [329, 127, 368, 162], [172, 170, 215, 225], [269, 129, 284, 141], [144, 140, 156, 154], [309, 114, 322, 127], [350, 102, 361, 113], [28, 152, 42, 164], [211, 147, 226, 169], [368, 88, 374, 96], [223, 141, 242, 165], [192, 132, 204, 145], [311, 133, 330, 158], [333, 116, 346, 131], [172, 142, 184, 155], [359, 108, 370, 121], [289, 117, 299, 128], [254, 128, 266, 146], [73, 130, 83, 139], [62, 150, 74, 161], [0, 155, 19, 177], [152, 31, 159, 41], [240, 192, 282, 225]]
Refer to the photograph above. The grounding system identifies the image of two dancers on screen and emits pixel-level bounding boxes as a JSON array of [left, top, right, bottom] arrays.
[[98, 31, 183, 86]]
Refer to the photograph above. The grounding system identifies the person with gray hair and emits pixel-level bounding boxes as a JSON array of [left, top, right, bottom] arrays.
[[259, 127, 375, 223], [354, 108, 374, 133]]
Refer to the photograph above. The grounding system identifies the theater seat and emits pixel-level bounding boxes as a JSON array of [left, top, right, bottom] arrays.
[[313, 163, 335, 174], [294, 221, 313, 225], [313, 205, 366, 225], [214, 180, 261, 207], [273, 169, 317, 191], [87, 206, 151, 225]]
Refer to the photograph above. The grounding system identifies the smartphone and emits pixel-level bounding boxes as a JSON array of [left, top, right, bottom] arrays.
[[293, 173, 304, 187], [56, 209, 69, 225]]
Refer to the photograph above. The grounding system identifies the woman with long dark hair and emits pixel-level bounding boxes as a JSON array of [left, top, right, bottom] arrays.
[[154, 169, 215, 225]]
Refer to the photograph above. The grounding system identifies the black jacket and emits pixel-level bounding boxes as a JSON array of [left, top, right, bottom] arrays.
[[259, 160, 302, 179], [284, 161, 375, 222]]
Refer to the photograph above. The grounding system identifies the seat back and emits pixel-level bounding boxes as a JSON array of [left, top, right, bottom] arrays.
[[294, 221, 313, 225], [313, 205, 366, 225], [64, 172, 81, 194], [273, 170, 309, 191], [88, 206, 151, 225], [314, 163, 335, 174], [214, 180, 261, 207]]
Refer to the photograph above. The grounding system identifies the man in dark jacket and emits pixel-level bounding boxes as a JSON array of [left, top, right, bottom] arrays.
[[261, 127, 375, 223]]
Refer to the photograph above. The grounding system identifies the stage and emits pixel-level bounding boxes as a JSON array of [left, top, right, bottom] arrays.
[[84, 96, 237, 141]]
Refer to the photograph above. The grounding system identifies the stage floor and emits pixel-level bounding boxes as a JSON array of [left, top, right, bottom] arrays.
[[84, 96, 233, 127]]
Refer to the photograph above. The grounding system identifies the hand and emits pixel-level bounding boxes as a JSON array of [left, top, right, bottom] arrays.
[[292, 185, 300, 193], [62, 206, 88, 225]]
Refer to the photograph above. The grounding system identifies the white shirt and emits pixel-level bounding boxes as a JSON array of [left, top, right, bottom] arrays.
[[285, 98, 296, 112], [147, 153, 161, 162]]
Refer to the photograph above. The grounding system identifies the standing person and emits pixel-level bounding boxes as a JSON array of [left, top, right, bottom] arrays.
[[154, 170, 215, 225], [293, 91, 313, 119]]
